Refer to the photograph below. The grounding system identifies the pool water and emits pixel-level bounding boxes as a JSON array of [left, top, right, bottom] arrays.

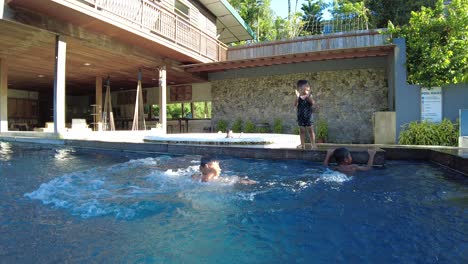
[[0, 142, 467, 263]]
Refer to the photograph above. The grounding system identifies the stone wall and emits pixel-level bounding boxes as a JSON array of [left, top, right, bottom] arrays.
[[211, 69, 388, 143]]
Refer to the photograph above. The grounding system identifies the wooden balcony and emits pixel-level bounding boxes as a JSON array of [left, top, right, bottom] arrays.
[[9, 0, 228, 63], [227, 30, 389, 61]]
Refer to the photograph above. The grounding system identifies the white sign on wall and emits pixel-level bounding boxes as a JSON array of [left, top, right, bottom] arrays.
[[421, 87, 442, 122]]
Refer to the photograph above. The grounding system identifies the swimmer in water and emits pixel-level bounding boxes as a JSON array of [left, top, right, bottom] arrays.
[[192, 156, 256, 184], [323, 148, 376, 175]]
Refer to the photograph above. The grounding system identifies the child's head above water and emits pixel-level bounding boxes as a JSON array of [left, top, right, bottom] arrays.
[[199, 156, 221, 181], [333, 148, 352, 165]]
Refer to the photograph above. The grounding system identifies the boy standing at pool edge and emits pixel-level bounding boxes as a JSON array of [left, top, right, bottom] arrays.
[[294, 80, 316, 149]]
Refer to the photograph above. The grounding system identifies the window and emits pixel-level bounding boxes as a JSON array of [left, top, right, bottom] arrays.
[[175, 0, 189, 20]]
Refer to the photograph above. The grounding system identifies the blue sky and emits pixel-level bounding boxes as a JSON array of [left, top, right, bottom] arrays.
[[270, 0, 333, 19]]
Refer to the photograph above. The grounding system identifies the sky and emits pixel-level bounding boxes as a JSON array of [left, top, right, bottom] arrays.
[[270, 0, 333, 19]]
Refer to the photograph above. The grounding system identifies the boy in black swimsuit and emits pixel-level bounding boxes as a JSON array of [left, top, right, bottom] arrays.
[[294, 80, 316, 149]]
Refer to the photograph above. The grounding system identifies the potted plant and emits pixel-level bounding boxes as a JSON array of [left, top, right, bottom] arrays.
[[315, 119, 328, 143]]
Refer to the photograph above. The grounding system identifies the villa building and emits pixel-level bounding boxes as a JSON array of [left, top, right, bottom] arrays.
[[1, 0, 466, 144], [0, 0, 254, 134]]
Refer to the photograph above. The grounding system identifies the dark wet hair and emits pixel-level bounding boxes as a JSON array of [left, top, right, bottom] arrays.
[[200, 156, 219, 167], [333, 148, 350, 164], [297, 80, 309, 89]]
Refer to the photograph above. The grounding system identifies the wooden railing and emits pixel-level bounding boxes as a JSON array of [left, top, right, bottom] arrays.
[[70, 0, 227, 62], [227, 30, 389, 61]]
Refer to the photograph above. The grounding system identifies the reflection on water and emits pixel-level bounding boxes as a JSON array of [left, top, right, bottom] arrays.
[[0, 141, 13, 161]]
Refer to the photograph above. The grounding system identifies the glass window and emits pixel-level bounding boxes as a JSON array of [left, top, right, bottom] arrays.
[[175, 0, 189, 20]]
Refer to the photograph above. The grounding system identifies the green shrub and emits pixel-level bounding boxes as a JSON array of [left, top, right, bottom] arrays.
[[216, 119, 228, 133], [244, 121, 256, 133], [293, 127, 300, 135], [273, 119, 283, 133], [398, 119, 459, 146], [257, 124, 270, 133], [315, 119, 328, 142], [232, 118, 243, 133]]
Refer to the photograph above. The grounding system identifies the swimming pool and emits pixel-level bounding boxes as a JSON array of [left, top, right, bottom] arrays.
[[1, 142, 467, 263]]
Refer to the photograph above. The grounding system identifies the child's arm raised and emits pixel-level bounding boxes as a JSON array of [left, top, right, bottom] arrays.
[[294, 89, 300, 106], [323, 148, 335, 166], [355, 149, 377, 171]]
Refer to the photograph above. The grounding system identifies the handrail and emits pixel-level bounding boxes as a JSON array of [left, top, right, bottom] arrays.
[[229, 30, 386, 50], [68, 0, 227, 61], [227, 29, 389, 61]]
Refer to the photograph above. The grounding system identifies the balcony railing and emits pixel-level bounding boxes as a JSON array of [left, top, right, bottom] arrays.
[[72, 0, 227, 62], [227, 30, 389, 61]]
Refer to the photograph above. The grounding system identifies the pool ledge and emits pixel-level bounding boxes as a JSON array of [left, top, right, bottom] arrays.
[[1, 134, 467, 175]]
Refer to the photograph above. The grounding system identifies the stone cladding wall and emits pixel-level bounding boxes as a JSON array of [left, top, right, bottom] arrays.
[[211, 69, 388, 144]]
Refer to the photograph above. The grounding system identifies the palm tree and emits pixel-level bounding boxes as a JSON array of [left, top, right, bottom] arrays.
[[301, 0, 324, 35]]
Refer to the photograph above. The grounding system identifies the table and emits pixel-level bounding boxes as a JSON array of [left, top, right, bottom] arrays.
[[178, 118, 189, 133]]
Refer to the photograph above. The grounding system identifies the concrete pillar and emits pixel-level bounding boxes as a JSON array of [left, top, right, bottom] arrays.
[[158, 66, 167, 134], [393, 38, 420, 143], [0, 59, 7, 132], [0, 0, 5, 19], [460, 109, 468, 147], [53, 35, 67, 134], [95, 76, 102, 129]]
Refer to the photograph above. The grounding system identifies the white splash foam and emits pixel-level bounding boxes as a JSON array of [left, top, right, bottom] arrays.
[[24, 156, 257, 219], [315, 169, 351, 184]]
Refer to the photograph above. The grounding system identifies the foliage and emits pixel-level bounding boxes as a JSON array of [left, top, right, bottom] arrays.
[[367, 0, 437, 28], [229, 0, 276, 41], [216, 119, 228, 133], [398, 119, 459, 146], [229, 0, 310, 41], [315, 118, 328, 141], [256, 123, 270, 133], [301, 0, 325, 35], [389, 0, 468, 87], [293, 126, 300, 135], [155, 102, 211, 119], [232, 118, 243, 133], [273, 118, 284, 133], [244, 120, 257, 133], [166, 103, 182, 119], [331, 0, 371, 29], [276, 12, 305, 39]]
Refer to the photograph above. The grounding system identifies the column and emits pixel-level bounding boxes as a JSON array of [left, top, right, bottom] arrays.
[[158, 65, 167, 134], [0, 59, 7, 132], [53, 35, 67, 134], [95, 76, 102, 130], [0, 0, 5, 20]]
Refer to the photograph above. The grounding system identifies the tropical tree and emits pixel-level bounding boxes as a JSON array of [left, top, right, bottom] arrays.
[[229, 0, 276, 41], [366, 0, 438, 28], [331, 0, 371, 30], [301, 0, 326, 35], [389, 0, 468, 87]]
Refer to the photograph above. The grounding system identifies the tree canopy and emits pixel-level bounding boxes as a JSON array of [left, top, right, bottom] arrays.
[[390, 0, 468, 87]]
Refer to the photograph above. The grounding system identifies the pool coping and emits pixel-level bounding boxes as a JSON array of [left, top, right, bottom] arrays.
[[1, 135, 467, 176]]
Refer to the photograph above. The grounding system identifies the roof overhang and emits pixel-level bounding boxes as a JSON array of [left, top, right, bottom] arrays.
[[199, 0, 255, 43], [182, 45, 395, 73]]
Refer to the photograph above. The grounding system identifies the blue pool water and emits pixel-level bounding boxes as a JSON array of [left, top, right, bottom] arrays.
[[0, 142, 467, 263]]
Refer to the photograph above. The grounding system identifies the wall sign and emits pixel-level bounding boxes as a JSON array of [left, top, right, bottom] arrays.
[[421, 87, 442, 123]]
